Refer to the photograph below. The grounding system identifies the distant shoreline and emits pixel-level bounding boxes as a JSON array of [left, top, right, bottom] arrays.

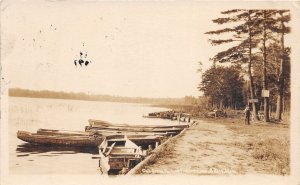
[[8, 88, 186, 105], [9, 95, 151, 105]]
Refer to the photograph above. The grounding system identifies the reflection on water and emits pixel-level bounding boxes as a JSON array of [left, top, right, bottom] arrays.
[[9, 97, 172, 174], [16, 143, 99, 155]]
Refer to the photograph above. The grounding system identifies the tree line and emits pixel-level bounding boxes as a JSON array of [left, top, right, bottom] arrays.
[[199, 9, 290, 122], [9, 88, 196, 105]]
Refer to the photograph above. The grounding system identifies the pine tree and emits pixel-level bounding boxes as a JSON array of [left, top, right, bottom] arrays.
[[205, 9, 261, 119], [254, 10, 290, 121], [275, 10, 291, 120]]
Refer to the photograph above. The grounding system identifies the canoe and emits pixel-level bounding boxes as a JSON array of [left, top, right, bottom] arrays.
[[98, 135, 145, 174], [17, 131, 103, 147], [88, 119, 189, 129]]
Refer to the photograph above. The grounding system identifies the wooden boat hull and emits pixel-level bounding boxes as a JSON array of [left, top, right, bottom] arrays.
[[142, 115, 160, 118], [36, 128, 93, 136], [86, 125, 184, 133], [17, 131, 103, 147], [18, 129, 163, 149], [99, 154, 142, 174], [88, 119, 189, 129], [87, 129, 177, 137], [98, 135, 144, 174]]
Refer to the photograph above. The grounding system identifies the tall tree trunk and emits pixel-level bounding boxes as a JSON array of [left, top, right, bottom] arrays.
[[275, 12, 285, 120], [262, 10, 270, 122], [248, 10, 259, 120]]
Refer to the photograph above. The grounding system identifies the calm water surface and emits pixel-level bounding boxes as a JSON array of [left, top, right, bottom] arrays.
[[9, 97, 174, 174]]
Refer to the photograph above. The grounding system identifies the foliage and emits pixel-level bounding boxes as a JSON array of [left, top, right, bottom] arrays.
[[205, 9, 262, 119], [202, 9, 291, 120], [198, 65, 244, 109], [205, 9, 261, 65], [9, 88, 185, 105]]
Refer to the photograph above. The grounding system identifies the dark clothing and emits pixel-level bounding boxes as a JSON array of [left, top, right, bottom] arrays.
[[245, 109, 250, 117], [245, 115, 250, 125], [245, 109, 250, 125]]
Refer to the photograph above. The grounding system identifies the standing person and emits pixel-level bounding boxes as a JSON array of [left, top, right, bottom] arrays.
[[244, 106, 251, 125], [177, 112, 181, 124]]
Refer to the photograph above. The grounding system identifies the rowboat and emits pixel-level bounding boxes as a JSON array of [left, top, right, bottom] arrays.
[[90, 128, 171, 136], [36, 127, 170, 138], [98, 135, 145, 174], [37, 128, 169, 138], [17, 131, 103, 147], [36, 128, 93, 136], [88, 119, 189, 129], [126, 135, 161, 150], [38, 128, 163, 149], [86, 126, 183, 134], [144, 111, 193, 120], [142, 115, 160, 118], [18, 128, 163, 149], [86, 120, 186, 133], [89, 129, 175, 137]]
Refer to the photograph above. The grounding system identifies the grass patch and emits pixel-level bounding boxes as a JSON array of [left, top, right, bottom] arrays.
[[210, 117, 290, 175], [234, 137, 290, 175], [250, 138, 289, 175]]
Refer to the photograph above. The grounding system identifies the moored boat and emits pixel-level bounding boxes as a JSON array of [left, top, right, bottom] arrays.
[[36, 128, 92, 136], [86, 126, 183, 134], [90, 129, 173, 136], [17, 128, 164, 149], [17, 131, 103, 147], [98, 135, 145, 174], [142, 115, 160, 118], [38, 128, 164, 149], [88, 119, 189, 129]]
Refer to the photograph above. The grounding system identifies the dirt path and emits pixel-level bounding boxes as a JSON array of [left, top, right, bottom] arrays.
[[141, 120, 276, 175]]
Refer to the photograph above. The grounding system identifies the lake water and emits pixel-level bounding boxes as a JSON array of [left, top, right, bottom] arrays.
[[8, 97, 174, 174]]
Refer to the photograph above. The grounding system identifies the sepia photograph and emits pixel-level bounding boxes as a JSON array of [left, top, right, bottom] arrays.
[[1, 1, 300, 185]]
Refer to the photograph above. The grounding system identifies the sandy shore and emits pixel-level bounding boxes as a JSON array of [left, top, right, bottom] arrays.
[[140, 118, 289, 175]]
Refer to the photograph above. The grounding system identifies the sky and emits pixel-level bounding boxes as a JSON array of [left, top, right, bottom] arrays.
[[1, 1, 299, 98]]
